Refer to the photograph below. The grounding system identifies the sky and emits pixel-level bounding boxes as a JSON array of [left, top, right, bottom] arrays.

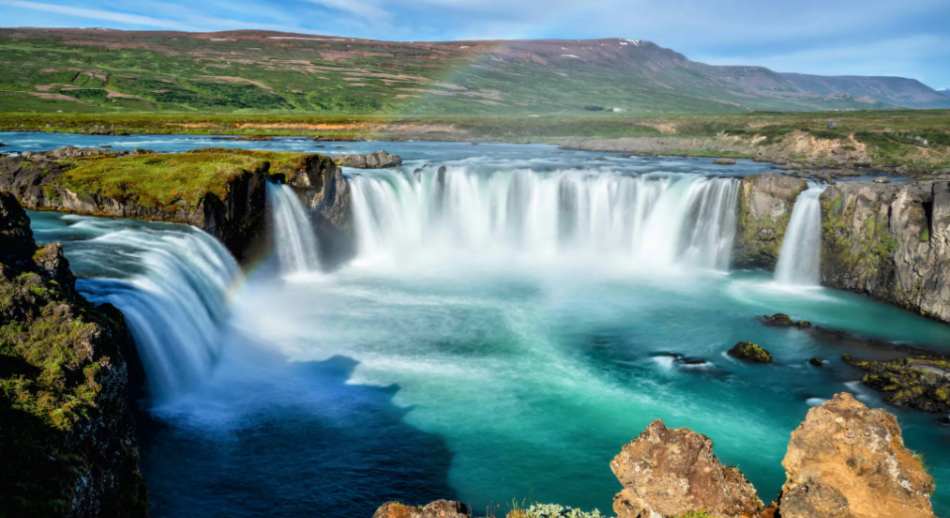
[[1, 0, 948, 89]]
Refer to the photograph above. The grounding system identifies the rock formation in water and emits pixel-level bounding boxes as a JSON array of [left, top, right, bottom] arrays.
[[335, 150, 403, 169], [728, 341, 774, 363], [0, 147, 354, 263], [0, 192, 146, 516], [779, 392, 935, 518], [734, 173, 807, 268], [375, 393, 935, 518], [820, 180, 950, 322], [760, 313, 812, 328], [843, 354, 950, 413], [610, 420, 764, 518]]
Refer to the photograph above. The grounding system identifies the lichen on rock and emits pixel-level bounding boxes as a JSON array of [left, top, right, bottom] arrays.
[[610, 420, 763, 518], [779, 392, 935, 518]]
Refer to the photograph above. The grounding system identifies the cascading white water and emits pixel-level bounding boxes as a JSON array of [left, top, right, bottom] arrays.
[[774, 184, 827, 285], [348, 167, 739, 270], [266, 182, 321, 274], [77, 227, 240, 402]]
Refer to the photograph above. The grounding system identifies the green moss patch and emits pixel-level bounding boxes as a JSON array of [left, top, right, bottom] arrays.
[[59, 148, 310, 210]]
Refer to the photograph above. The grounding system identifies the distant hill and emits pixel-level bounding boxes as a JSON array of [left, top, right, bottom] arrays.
[[1, 28, 948, 115]]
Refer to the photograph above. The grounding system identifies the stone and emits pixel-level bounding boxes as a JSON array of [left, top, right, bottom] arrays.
[[820, 180, 950, 322], [335, 150, 402, 169], [734, 173, 808, 268], [714, 157, 738, 165], [842, 354, 950, 413], [728, 341, 773, 363], [873, 176, 890, 184], [373, 500, 470, 518], [760, 313, 811, 328], [808, 357, 825, 367], [610, 420, 763, 518], [779, 392, 935, 518]]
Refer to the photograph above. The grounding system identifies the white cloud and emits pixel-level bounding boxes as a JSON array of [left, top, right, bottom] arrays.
[[1, 0, 195, 29]]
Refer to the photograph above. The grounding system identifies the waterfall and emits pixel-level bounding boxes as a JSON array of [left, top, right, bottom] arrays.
[[76, 226, 241, 402], [266, 182, 321, 274], [348, 167, 739, 270], [775, 184, 827, 285]]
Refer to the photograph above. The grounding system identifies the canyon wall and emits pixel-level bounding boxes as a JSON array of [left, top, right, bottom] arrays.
[[734, 173, 807, 268]]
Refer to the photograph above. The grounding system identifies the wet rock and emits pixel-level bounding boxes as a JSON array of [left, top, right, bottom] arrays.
[[821, 180, 950, 322], [335, 150, 402, 169], [779, 392, 935, 518], [373, 500, 470, 518], [760, 313, 812, 328], [728, 341, 773, 363], [842, 354, 950, 413], [734, 173, 808, 268], [714, 157, 737, 165], [808, 357, 825, 367], [873, 176, 890, 184], [610, 420, 763, 518]]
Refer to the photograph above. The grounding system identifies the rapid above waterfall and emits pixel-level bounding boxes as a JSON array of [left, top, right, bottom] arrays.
[[775, 184, 827, 286], [348, 168, 739, 271], [266, 182, 321, 274], [70, 222, 241, 402]]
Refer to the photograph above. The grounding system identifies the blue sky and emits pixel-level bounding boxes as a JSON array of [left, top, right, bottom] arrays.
[[2, 0, 948, 89]]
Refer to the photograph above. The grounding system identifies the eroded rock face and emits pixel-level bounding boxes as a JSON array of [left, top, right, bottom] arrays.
[[610, 420, 763, 518], [373, 500, 470, 518], [821, 180, 950, 322], [735, 173, 807, 268], [288, 154, 355, 268], [0, 192, 146, 516], [779, 392, 935, 518]]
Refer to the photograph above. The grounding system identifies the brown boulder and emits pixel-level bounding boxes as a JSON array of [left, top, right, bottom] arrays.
[[610, 420, 763, 518], [779, 392, 935, 518], [373, 500, 470, 518]]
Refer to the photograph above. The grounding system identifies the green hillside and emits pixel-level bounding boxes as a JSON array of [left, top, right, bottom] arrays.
[[1, 29, 947, 116]]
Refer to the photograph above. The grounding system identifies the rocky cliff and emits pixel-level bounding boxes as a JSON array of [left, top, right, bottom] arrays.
[[734, 173, 807, 268], [0, 192, 146, 516], [0, 148, 355, 263], [820, 180, 950, 321], [375, 393, 935, 518]]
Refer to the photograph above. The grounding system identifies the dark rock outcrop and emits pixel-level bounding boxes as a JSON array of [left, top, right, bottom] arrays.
[[285, 154, 355, 267], [728, 341, 774, 363], [779, 392, 935, 518], [611, 420, 764, 518], [335, 151, 402, 169], [0, 192, 146, 516], [820, 180, 950, 322], [843, 354, 950, 413], [760, 313, 812, 329], [735, 173, 807, 268]]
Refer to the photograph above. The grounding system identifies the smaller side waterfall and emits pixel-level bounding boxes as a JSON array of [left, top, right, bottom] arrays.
[[775, 184, 827, 285], [266, 182, 321, 274]]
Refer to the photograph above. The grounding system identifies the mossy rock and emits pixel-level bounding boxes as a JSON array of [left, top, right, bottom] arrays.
[[728, 341, 774, 363]]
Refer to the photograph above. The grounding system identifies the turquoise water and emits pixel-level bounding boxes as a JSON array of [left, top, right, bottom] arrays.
[[14, 133, 950, 516]]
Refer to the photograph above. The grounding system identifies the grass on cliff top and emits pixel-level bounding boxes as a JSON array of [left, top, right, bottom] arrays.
[[61, 149, 309, 209]]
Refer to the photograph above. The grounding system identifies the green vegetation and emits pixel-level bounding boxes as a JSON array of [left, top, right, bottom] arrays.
[[59, 149, 309, 209], [506, 503, 605, 518]]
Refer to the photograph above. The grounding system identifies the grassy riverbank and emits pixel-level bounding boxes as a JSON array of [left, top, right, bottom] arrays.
[[2, 110, 949, 175]]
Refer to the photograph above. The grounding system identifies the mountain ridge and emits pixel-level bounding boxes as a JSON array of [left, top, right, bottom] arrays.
[[1, 28, 947, 114]]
